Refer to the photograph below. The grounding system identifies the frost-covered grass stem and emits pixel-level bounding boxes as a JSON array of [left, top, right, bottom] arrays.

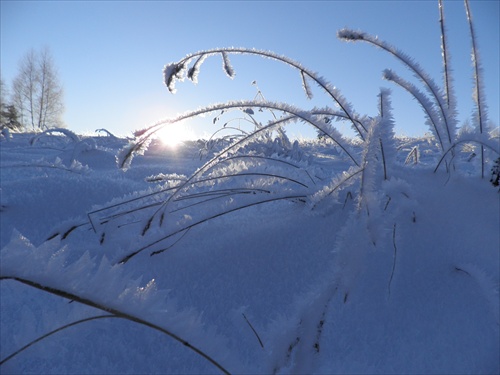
[[465, 0, 488, 178], [164, 48, 366, 138], [119, 101, 360, 170], [383, 69, 445, 151], [337, 28, 453, 146]]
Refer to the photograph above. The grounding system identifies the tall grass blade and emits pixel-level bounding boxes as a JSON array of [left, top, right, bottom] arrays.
[[464, 0, 488, 178], [338, 28, 454, 146]]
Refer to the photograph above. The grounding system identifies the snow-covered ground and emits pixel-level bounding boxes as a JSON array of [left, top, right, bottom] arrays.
[[1, 131, 498, 374]]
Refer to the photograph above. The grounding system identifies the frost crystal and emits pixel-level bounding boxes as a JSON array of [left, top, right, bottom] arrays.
[[163, 62, 187, 93], [221, 51, 235, 79]]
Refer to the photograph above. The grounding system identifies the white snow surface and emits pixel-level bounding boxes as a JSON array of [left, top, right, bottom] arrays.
[[1, 132, 498, 374]]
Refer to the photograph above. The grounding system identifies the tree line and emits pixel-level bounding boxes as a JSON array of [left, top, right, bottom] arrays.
[[1, 47, 64, 133]]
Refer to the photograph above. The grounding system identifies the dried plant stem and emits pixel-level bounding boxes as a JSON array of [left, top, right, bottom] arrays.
[[242, 313, 264, 349], [339, 30, 453, 146], [434, 139, 499, 173], [439, 0, 452, 109], [171, 48, 364, 137], [464, 0, 486, 178], [379, 138, 388, 181], [0, 315, 117, 365], [388, 223, 397, 296], [148, 228, 191, 256], [0, 277, 231, 375], [138, 104, 358, 233], [219, 154, 316, 185], [120, 194, 307, 263], [310, 168, 363, 211], [383, 70, 445, 152]]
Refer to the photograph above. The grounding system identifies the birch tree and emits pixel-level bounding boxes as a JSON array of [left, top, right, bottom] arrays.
[[12, 47, 64, 130]]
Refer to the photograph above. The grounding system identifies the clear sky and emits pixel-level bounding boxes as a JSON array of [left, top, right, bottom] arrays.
[[1, 0, 499, 141]]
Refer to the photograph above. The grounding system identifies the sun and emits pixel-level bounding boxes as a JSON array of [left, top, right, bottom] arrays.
[[157, 124, 195, 148]]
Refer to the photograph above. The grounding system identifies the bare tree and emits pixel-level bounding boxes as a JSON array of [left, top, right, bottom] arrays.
[[12, 47, 64, 130]]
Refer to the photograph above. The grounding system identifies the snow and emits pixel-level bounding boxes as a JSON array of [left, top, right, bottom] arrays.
[[1, 131, 498, 374]]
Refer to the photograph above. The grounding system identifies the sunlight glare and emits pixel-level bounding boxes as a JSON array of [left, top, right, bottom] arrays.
[[158, 124, 196, 148]]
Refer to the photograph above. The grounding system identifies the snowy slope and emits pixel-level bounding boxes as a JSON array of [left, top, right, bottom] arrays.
[[1, 132, 498, 374]]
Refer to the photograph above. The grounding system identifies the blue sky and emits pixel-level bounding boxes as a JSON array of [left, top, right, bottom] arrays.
[[1, 0, 499, 141]]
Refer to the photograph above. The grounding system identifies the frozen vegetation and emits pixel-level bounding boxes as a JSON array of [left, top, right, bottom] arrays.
[[0, 131, 498, 374], [1, 1, 499, 373]]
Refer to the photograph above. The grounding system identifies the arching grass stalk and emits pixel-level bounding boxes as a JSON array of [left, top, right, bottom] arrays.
[[309, 168, 363, 211], [88, 153, 315, 240], [220, 154, 317, 185], [169, 172, 309, 190], [92, 184, 276, 237], [337, 28, 454, 147], [83, 152, 316, 248], [168, 188, 272, 215], [138, 170, 310, 236], [123, 102, 358, 238], [119, 193, 308, 263], [207, 125, 249, 141], [0, 314, 118, 365], [163, 48, 366, 138], [87, 184, 184, 233], [118, 101, 359, 170], [88, 189, 272, 234], [201, 134, 247, 159], [0, 277, 231, 375], [29, 128, 80, 145], [310, 108, 367, 132], [149, 228, 192, 256], [434, 139, 500, 173], [382, 69, 445, 152], [95, 128, 119, 139]]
